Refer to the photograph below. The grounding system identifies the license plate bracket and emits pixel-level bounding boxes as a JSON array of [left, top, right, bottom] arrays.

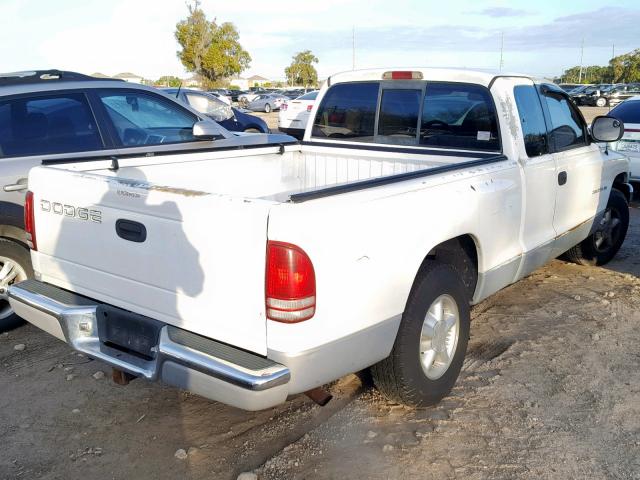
[[96, 305, 164, 360]]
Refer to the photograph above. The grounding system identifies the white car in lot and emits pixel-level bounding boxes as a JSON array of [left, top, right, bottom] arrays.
[[278, 91, 318, 138], [610, 95, 640, 181], [10, 68, 631, 411]]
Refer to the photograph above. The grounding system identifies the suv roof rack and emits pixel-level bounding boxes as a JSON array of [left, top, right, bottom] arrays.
[[0, 70, 124, 86]]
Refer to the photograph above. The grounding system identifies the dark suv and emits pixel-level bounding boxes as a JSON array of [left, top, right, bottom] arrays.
[[0, 70, 237, 329]]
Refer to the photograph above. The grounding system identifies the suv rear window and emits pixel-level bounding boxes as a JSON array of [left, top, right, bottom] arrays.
[[610, 100, 640, 124], [311, 82, 378, 141], [0, 93, 101, 158]]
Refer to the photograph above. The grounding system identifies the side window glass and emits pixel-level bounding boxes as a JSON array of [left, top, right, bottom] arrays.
[[541, 91, 587, 150], [98, 91, 197, 147], [513, 85, 548, 157], [377, 89, 421, 145], [312, 82, 379, 141], [420, 83, 500, 151], [0, 94, 101, 158], [185, 93, 233, 122]]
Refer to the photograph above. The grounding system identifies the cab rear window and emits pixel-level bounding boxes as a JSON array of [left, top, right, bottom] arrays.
[[311, 82, 378, 141], [312, 81, 500, 151]]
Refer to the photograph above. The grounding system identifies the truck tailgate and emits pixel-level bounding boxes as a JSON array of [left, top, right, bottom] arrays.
[[28, 166, 271, 355]]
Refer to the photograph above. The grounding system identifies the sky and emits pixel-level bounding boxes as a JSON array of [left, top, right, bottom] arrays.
[[1, 0, 639, 82]]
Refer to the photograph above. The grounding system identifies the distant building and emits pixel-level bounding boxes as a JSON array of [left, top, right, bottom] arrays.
[[247, 75, 269, 87], [113, 72, 144, 84], [182, 76, 200, 88], [229, 76, 248, 90]]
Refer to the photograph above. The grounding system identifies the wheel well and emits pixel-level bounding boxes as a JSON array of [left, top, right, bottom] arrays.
[[415, 235, 479, 300], [613, 172, 632, 202]]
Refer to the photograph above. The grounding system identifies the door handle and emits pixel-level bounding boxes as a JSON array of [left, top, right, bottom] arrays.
[[116, 219, 147, 243], [3, 178, 28, 192], [558, 171, 568, 186]]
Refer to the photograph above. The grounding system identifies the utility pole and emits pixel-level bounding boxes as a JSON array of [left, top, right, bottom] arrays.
[[578, 38, 584, 83], [499, 32, 504, 71], [352, 26, 355, 70]]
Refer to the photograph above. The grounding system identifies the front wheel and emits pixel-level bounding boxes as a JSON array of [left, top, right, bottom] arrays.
[[596, 97, 608, 107], [264, 103, 271, 113], [0, 238, 33, 331], [563, 189, 629, 266], [371, 262, 470, 407]]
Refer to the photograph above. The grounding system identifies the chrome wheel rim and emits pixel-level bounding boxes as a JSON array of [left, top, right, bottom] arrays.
[[0, 256, 27, 320], [419, 294, 460, 380], [594, 207, 622, 253]]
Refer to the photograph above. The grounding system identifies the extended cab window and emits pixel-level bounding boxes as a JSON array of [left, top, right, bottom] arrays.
[[98, 90, 198, 147], [311, 82, 378, 141], [0, 93, 101, 158], [541, 90, 587, 151], [420, 83, 499, 151], [513, 85, 548, 157]]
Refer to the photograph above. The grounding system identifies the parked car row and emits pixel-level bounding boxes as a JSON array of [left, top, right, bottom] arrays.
[[568, 83, 640, 107]]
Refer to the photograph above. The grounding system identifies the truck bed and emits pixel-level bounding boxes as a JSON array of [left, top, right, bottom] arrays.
[[56, 143, 500, 203]]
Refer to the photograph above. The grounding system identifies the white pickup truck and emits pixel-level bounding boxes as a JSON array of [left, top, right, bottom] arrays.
[[9, 68, 631, 411]]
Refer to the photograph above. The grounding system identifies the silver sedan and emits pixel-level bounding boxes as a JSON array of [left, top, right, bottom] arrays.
[[246, 94, 288, 113]]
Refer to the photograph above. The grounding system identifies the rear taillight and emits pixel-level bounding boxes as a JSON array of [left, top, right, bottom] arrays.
[[24, 190, 37, 250], [266, 241, 315, 322], [306, 104, 313, 112], [281, 103, 288, 110]]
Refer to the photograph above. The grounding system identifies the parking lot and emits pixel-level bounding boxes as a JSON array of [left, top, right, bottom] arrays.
[[1, 104, 638, 480]]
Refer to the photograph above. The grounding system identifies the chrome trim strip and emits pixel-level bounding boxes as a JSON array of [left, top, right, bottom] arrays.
[[8, 282, 290, 392]]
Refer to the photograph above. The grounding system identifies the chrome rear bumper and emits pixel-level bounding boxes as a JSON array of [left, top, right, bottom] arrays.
[[9, 280, 290, 410]]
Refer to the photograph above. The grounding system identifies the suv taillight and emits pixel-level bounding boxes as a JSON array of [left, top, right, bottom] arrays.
[[24, 190, 37, 250], [266, 241, 315, 322]]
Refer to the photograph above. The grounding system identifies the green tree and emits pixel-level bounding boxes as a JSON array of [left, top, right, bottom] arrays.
[[609, 49, 640, 83], [558, 48, 640, 85], [285, 50, 319, 88], [175, 1, 251, 88], [154, 75, 183, 87]]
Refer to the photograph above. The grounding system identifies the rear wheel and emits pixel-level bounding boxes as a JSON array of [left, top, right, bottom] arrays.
[[264, 103, 271, 113], [563, 189, 629, 266], [596, 97, 608, 107], [0, 238, 33, 331], [371, 262, 470, 407]]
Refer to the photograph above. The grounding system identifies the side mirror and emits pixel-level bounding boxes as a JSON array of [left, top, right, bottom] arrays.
[[591, 116, 624, 143], [192, 120, 222, 140]]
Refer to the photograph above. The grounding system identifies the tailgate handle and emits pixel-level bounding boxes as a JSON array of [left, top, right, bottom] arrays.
[[116, 219, 147, 243]]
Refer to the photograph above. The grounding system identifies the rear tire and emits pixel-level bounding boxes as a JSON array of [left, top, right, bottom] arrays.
[[563, 189, 629, 266], [596, 97, 608, 107], [0, 238, 33, 331], [371, 262, 470, 407]]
